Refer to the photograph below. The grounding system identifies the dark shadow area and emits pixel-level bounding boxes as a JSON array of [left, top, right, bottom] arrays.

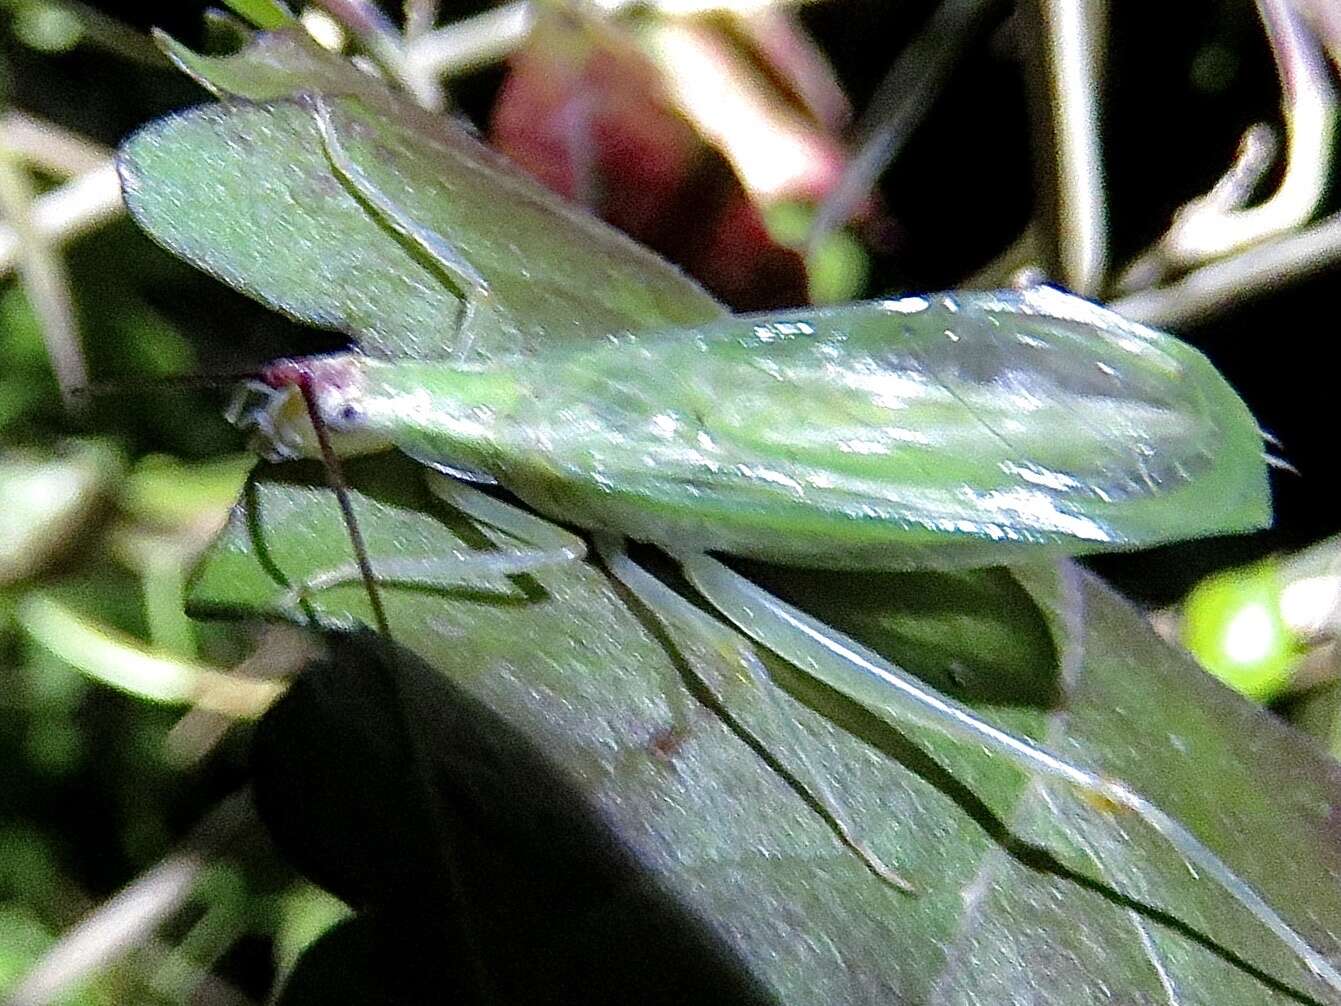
[[254, 630, 780, 1006], [736, 557, 1062, 708], [256, 623, 1327, 1006]]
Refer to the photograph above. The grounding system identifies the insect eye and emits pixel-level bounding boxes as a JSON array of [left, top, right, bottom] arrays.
[[335, 403, 363, 426]]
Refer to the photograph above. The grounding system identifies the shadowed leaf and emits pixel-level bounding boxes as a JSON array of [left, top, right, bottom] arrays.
[[189, 457, 1341, 1004]]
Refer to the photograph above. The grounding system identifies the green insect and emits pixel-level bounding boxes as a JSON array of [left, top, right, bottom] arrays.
[[119, 94, 1341, 993]]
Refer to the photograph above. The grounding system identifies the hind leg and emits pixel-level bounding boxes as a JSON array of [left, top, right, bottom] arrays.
[[678, 551, 1341, 992], [596, 536, 913, 891]]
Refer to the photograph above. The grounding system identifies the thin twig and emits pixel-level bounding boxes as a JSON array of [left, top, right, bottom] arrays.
[[400, 0, 824, 84], [314, 0, 445, 109], [404, 0, 534, 81], [0, 145, 87, 413], [0, 160, 122, 279], [5, 791, 259, 1006], [1118, 0, 1336, 288], [1111, 208, 1341, 327], [0, 112, 111, 177], [403, 0, 441, 41], [50, 0, 170, 66], [1019, 0, 1109, 296], [1290, 0, 1341, 71], [805, 0, 1011, 252]]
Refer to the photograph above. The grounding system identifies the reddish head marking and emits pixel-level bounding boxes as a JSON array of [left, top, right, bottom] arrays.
[[260, 356, 361, 394], [260, 358, 313, 391]]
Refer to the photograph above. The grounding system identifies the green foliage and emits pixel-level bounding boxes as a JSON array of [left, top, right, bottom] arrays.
[[220, 0, 295, 31], [0, 51, 299, 1005], [7, 9, 1341, 1006], [122, 27, 724, 364], [1182, 561, 1299, 700]]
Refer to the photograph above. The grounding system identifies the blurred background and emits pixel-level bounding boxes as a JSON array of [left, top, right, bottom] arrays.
[[3, 0, 1341, 1001]]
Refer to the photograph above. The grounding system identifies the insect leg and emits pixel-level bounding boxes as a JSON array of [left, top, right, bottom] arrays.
[[680, 553, 1341, 995], [424, 471, 588, 559], [596, 536, 914, 892], [283, 474, 585, 612], [277, 548, 581, 613], [312, 97, 492, 356], [292, 374, 392, 636]]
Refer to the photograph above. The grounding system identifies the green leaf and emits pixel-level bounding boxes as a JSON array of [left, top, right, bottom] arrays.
[[118, 33, 724, 363], [189, 457, 1341, 1003], [155, 26, 393, 107], [221, 0, 296, 30]]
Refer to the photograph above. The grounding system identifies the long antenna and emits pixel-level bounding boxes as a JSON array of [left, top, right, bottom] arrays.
[[291, 375, 392, 638], [289, 375, 496, 999], [71, 372, 264, 398], [78, 369, 393, 639]]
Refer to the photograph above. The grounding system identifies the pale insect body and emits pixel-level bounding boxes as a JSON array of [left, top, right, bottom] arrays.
[[245, 286, 1269, 570], [128, 96, 1341, 994], [234, 312, 1341, 991]]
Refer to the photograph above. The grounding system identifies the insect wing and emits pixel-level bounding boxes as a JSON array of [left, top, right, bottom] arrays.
[[489, 288, 1269, 567]]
